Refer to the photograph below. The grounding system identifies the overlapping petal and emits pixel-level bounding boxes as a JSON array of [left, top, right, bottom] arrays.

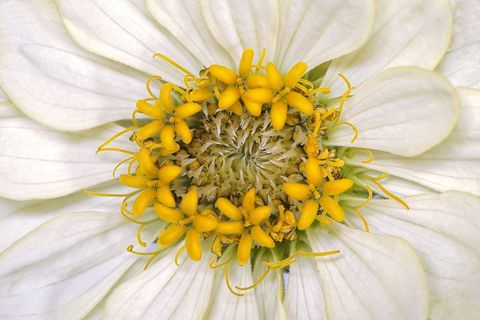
[[325, 67, 459, 156], [346, 192, 480, 319], [323, 0, 453, 96], [0, 116, 130, 200], [307, 223, 429, 320], [0, 0, 148, 131]]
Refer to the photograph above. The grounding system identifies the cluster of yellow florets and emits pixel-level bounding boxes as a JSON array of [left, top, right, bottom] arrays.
[[99, 49, 358, 267]]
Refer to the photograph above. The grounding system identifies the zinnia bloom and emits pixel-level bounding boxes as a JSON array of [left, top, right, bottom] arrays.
[[0, 0, 479, 319]]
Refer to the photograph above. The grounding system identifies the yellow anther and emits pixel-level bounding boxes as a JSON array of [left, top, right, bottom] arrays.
[[285, 91, 313, 115], [284, 62, 307, 88], [242, 188, 256, 213], [132, 188, 156, 217], [136, 100, 164, 119], [239, 48, 254, 78], [298, 199, 319, 230], [243, 88, 273, 104], [154, 203, 184, 223], [266, 63, 283, 90], [322, 178, 354, 195], [247, 73, 271, 88], [193, 214, 218, 232], [185, 229, 202, 261], [157, 224, 186, 247], [186, 88, 212, 102], [319, 195, 345, 222], [283, 182, 312, 201], [174, 119, 192, 144], [136, 120, 164, 141], [156, 184, 176, 208], [215, 221, 245, 235], [219, 86, 241, 110], [119, 174, 150, 188], [159, 83, 175, 112], [251, 225, 275, 248], [158, 164, 182, 184], [270, 101, 288, 131], [175, 102, 202, 119], [242, 97, 262, 116], [237, 233, 253, 266], [250, 206, 272, 225], [181, 186, 198, 216], [305, 157, 323, 186], [216, 198, 243, 220], [209, 65, 238, 85], [136, 149, 158, 177], [229, 101, 243, 115], [160, 125, 179, 151], [310, 87, 331, 95]]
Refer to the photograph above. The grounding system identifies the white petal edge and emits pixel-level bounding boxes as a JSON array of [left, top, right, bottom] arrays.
[[284, 253, 326, 320], [146, 0, 234, 69], [346, 87, 480, 195], [0, 183, 123, 252], [0, 99, 22, 118], [253, 251, 287, 320], [323, 0, 453, 96], [275, 0, 374, 72], [0, 0, 148, 131], [57, 0, 202, 85], [105, 242, 215, 319], [345, 192, 480, 319], [0, 116, 130, 200], [324, 67, 460, 156], [307, 223, 429, 320], [437, 0, 480, 89], [201, 0, 279, 63], [0, 211, 139, 320]]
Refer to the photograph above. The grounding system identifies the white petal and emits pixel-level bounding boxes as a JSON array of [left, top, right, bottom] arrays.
[[0, 100, 22, 118], [201, 0, 279, 63], [437, 0, 480, 89], [105, 242, 215, 319], [324, 67, 460, 156], [0, 116, 130, 200], [206, 251, 260, 320], [57, 0, 202, 84], [276, 0, 374, 72], [346, 192, 480, 319], [323, 0, 453, 96], [253, 251, 287, 320], [284, 254, 326, 320], [0, 183, 123, 252], [0, 211, 138, 320], [0, 0, 147, 131], [346, 87, 480, 195], [146, 0, 233, 68], [307, 223, 429, 320]]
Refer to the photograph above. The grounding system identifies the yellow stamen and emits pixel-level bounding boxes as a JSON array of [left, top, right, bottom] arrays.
[[153, 53, 193, 76], [239, 48, 254, 78], [366, 174, 410, 209], [225, 262, 244, 296], [235, 268, 271, 291], [216, 198, 243, 220], [145, 75, 162, 99], [185, 229, 202, 261], [319, 195, 345, 222], [298, 199, 319, 230], [353, 185, 372, 232], [174, 244, 186, 266], [322, 178, 354, 195], [215, 221, 245, 235], [283, 182, 312, 201], [285, 91, 313, 115], [209, 65, 237, 85], [284, 62, 307, 88], [237, 233, 253, 266], [249, 206, 272, 225], [251, 225, 275, 248]]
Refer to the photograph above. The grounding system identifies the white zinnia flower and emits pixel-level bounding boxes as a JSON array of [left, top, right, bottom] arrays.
[[0, 0, 479, 320]]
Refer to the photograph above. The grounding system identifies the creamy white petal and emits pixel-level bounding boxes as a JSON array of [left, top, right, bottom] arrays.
[[345, 192, 480, 319], [307, 223, 429, 320], [323, 0, 453, 96], [275, 0, 374, 72], [206, 251, 260, 320], [346, 87, 480, 195], [284, 254, 326, 320], [0, 0, 148, 131], [146, 0, 233, 68], [437, 0, 480, 89], [57, 0, 202, 84], [324, 67, 459, 156], [0, 211, 139, 320], [0, 183, 123, 252], [201, 0, 279, 63], [253, 251, 286, 320], [0, 116, 130, 200], [105, 242, 215, 319], [0, 100, 22, 118]]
